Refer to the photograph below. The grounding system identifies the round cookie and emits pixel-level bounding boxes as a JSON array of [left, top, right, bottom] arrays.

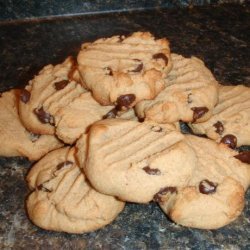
[[26, 145, 125, 234], [77, 119, 197, 203], [159, 135, 250, 229], [0, 89, 63, 160], [19, 56, 84, 135], [77, 31, 172, 106], [135, 53, 219, 124], [189, 84, 250, 147]]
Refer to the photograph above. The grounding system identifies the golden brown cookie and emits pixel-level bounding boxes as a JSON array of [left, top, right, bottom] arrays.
[[19, 57, 82, 135], [189, 84, 250, 147], [77, 119, 197, 203], [0, 89, 63, 160], [135, 53, 219, 123], [159, 135, 250, 229], [77, 32, 172, 106], [26, 145, 125, 234]]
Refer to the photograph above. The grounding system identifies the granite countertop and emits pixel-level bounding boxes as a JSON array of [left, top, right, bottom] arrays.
[[0, 3, 250, 249], [1, 0, 241, 21]]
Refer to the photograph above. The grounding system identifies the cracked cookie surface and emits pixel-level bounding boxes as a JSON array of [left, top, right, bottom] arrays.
[[77, 32, 172, 106]]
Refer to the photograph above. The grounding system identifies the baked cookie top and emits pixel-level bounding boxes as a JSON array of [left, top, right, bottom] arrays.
[[77, 119, 197, 203], [159, 135, 250, 229], [189, 84, 250, 147], [135, 53, 219, 123], [77, 31, 172, 106], [26, 145, 125, 234], [0, 90, 63, 160], [184, 135, 250, 189], [19, 57, 82, 135], [53, 92, 113, 144]]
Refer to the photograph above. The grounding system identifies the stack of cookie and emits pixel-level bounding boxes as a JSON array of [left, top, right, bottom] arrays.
[[0, 32, 249, 233]]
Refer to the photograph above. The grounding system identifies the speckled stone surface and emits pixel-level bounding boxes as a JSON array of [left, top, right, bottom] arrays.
[[2, 1, 172, 21], [0, 3, 250, 249], [0, 0, 234, 21]]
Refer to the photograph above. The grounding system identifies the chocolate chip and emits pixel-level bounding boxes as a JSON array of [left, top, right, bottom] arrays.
[[56, 161, 74, 170], [234, 151, 250, 164], [213, 121, 224, 135], [130, 60, 143, 73], [34, 107, 55, 125], [199, 179, 217, 194], [20, 89, 31, 103], [151, 126, 163, 132], [153, 187, 177, 202], [153, 53, 168, 65], [37, 184, 52, 193], [0, 93, 2, 97], [54, 80, 69, 90], [191, 107, 209, 123], [220, 134, 237, 149], [116, 94, 136, 110], [103, 108, 118, 119], [143, 166, 161, 175], [104, 67, 113, 76]]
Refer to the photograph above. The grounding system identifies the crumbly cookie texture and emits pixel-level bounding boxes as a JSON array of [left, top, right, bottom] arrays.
[[19, 56, 82, 135], [135, 53, 219, 123], [77, 119, 197, 203], [189, 85, 250, 147], [0, 90, 63, 160], [26, 145, 125, 234], [159, 135, 250, 229], [77, 31, 172, 106]]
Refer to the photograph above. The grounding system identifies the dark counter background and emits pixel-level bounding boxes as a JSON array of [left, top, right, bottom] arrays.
[[0, 2, 250, 250], [0, 0, 246, 21]]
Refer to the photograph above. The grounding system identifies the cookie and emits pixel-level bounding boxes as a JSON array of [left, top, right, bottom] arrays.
[[26, 145, 125, 234], [77, 31, 172, 106], [77, 119, 197, 203], [47, 91, 113, 144], [19, 56, 83, 135], [159, 135, 250, 229], [189, 84, 250, 147], [0, 90, 63, 160], [135, 53, 219, 123]]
